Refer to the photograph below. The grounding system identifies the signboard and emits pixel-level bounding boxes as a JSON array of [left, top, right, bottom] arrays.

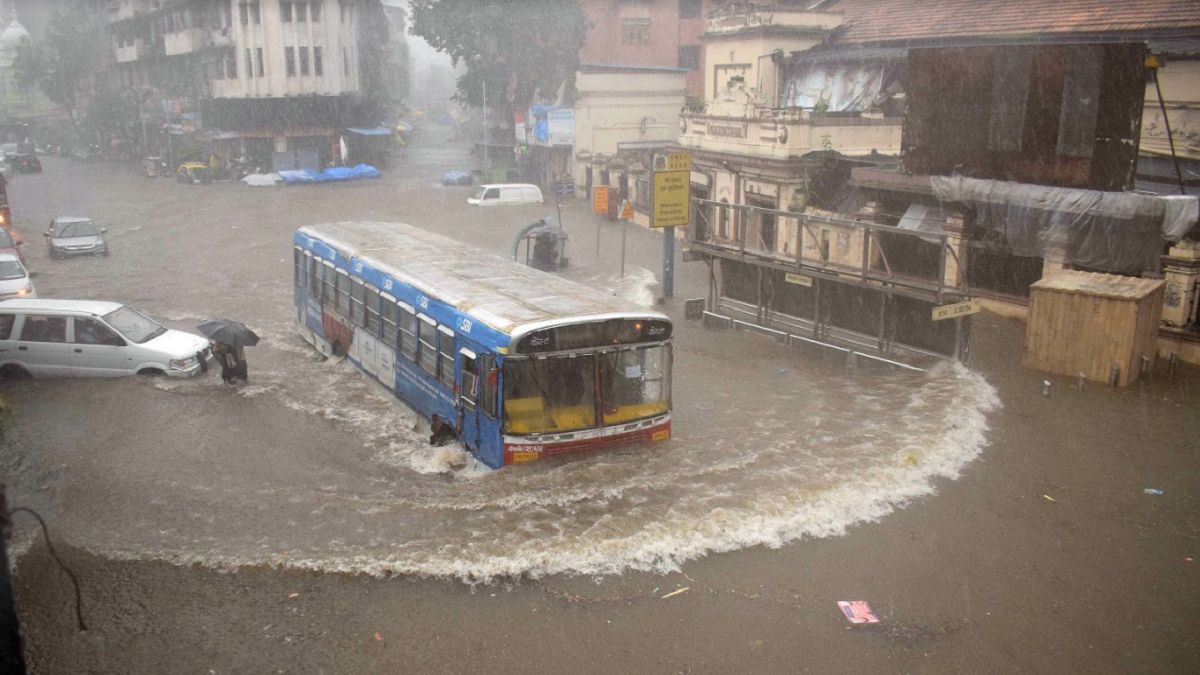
[[652, 171, 690, 228], [547, 109, 575, 146], [932, 299, 980, 321], [784, 273, 813, 287], [653, 152, 692, 173], [618, 199, 634, 220], [555, 180, 575, 197], [514, 112, 527, 143], [593, 186, 610, 215]]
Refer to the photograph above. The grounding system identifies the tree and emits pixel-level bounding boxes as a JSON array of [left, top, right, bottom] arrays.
[[409, 0, 587, 141], [11, 10, 104, 125]]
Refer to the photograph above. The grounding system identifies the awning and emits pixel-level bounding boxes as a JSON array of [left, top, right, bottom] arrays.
[[345, 126, 393, 136]]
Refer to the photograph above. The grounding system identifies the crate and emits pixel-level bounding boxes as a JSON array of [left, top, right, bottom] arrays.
[[1024, 271, 1165, 386]]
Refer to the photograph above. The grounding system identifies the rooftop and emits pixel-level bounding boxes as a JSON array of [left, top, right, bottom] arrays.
[[823, 0, 1200, 45]]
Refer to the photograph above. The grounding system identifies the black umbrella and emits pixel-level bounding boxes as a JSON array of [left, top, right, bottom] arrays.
[[197, 319, 260, 348]]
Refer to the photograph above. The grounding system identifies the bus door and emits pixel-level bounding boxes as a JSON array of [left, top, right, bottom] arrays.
[[457, 348, 482, 451]]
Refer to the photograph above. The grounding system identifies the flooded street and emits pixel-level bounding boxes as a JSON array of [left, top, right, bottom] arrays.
[[3, 130, 1196, 675], [3, 128, 998, 582]]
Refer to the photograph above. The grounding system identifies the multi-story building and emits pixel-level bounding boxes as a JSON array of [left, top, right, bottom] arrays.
[[578, 0, 717, 99], [95, 0, 387, 170]]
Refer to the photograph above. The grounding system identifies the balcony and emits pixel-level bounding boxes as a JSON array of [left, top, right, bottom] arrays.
[[114, 40, 145, 63], [705, 4, 841, 38], [679, 108, 902, 161], [165, 28, 209, 56]]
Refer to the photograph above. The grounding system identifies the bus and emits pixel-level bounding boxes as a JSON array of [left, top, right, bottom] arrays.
[[293, 222, 673, 470]]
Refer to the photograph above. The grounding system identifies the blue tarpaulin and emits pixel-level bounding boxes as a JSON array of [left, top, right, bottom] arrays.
[[280, 164, 382, 185], [345, 127, 392, 136]]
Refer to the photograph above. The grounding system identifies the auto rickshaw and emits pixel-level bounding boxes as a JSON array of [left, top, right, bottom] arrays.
[[176, 163, 212, 185]]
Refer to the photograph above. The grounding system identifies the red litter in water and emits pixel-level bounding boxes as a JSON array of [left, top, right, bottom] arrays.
[[375, 633, 383, 641], [837, 601, 880, 624], [1187, 558, 1194, 562]]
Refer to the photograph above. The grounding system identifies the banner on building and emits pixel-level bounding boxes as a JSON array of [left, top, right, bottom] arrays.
[[547, 109, 574, 146]]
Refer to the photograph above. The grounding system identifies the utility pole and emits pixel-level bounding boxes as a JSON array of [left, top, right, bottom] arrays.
[[482, 78, 488, 179]]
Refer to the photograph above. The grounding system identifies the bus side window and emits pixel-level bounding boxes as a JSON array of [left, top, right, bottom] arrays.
[[350, 278, 365, 326], [293, 248, 302, 286], [437, 326, 455, 387], [480, 355, 499, 419], [398, 303, 417, 361], [417, 315, 438, 375], [365, 285, 381, 336], [336, 270, 350, 313], [310, 256, 322, 297], [322, 262, 336, 304], [303, 251, 313, 291], [460, 351, 478, 411], [381, 296, 398, 347]]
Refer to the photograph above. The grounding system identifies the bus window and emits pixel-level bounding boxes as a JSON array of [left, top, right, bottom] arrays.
[[460, 351, 478, 410], [381, 295, 398, 348], [303, 251, 313, 291], [503, 355, 597, 434], [599, 345, 671, 425], [350, 278, 365, 326], [322, 261, 336, 304], [480, 355, 498, 418], [310, 256, 322, 296], [417, 315, 438, 375], [293, 248, 302, 286], [398, 303, 417, 361], [336, 270, 350, 312], [364, 285, 381, 336], [437, 326, 455, 387]]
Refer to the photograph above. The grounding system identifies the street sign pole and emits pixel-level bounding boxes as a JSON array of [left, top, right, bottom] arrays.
[[621, 218, 628, 279], [663, 227, 675, 298]]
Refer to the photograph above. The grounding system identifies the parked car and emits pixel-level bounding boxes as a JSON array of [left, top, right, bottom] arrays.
[[3, 153, 42, 174], [441, 170, 473, 186], [45, 216, 109, 259], [176, 163, 212, 184], [0, 299, 211, 379], [68, 144, 102, 162], [467, 183, 544, 206], [0, 253, 35, 300], [0, 227, 26, 264], [143, 156, 170, 177], [0, 143, 17, 158]]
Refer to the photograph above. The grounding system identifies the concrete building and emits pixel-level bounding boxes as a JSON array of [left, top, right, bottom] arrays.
[[572, 64, 688, 224], [96, 0, 387, 170], [577, 0, 716, 98]]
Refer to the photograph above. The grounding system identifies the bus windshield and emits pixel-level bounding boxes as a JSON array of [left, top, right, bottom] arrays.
[[502, 344, 671, 435]]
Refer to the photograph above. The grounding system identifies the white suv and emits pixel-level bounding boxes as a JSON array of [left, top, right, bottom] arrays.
[[0, 299, 211, 378]]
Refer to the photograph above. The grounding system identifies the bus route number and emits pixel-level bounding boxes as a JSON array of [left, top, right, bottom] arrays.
[[419, 296, 429, 310], [460, 318, 472, 334]]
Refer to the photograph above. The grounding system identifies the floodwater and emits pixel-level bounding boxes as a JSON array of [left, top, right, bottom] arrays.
[[1, 129, 999, 583]]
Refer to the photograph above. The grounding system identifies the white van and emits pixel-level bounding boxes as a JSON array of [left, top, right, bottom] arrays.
[[0, 253, 35, 300], [467, 183, 544, 206], [0, 299, 212, 379]]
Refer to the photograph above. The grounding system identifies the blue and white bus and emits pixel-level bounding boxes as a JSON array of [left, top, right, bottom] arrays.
[[293, 222, 673, 470]]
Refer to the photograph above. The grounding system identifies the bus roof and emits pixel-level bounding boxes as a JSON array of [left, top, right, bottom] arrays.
[[299, 221, 668, 336]]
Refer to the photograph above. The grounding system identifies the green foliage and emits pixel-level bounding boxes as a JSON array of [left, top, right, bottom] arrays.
[[410, 0, 587, 140], [83, 79, 140, 146], [11, 10, 104, 121]]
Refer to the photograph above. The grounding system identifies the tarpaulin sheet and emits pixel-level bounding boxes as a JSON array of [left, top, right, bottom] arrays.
[[931, 176, 1191, 274], [782, 64, 883, 112], [345, 126, 393, 136], [280, 164, 382, 185]]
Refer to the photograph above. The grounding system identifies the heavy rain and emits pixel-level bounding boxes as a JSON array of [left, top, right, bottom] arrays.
[[0, 0, 1197, 673]]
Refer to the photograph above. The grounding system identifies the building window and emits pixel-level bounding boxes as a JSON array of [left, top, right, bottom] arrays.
[[311, 1, 321, 22], [313, 46, 323, 76], [296, 2, 307, 21], [678, 45, 700, 71], [285, 46, 295, 76], [299, 46, 309, 75], [621, 18, 651, 46], [226, 47, 237, 76], [680, 0, 702, 19], [256, 47, 264, 76], [343, 47, 349, 75], [245, 48, 253, 78], [282, 1, 292, 22], [340, 2, 352, 23], [214, 60, 224, 80], [250, 2, 260, 24], [239, 2, 248, 25]]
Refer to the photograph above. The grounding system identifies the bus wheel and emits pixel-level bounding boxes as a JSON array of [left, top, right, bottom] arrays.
[[330, 340, 343, 358], [429, 417, 458, 447]]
